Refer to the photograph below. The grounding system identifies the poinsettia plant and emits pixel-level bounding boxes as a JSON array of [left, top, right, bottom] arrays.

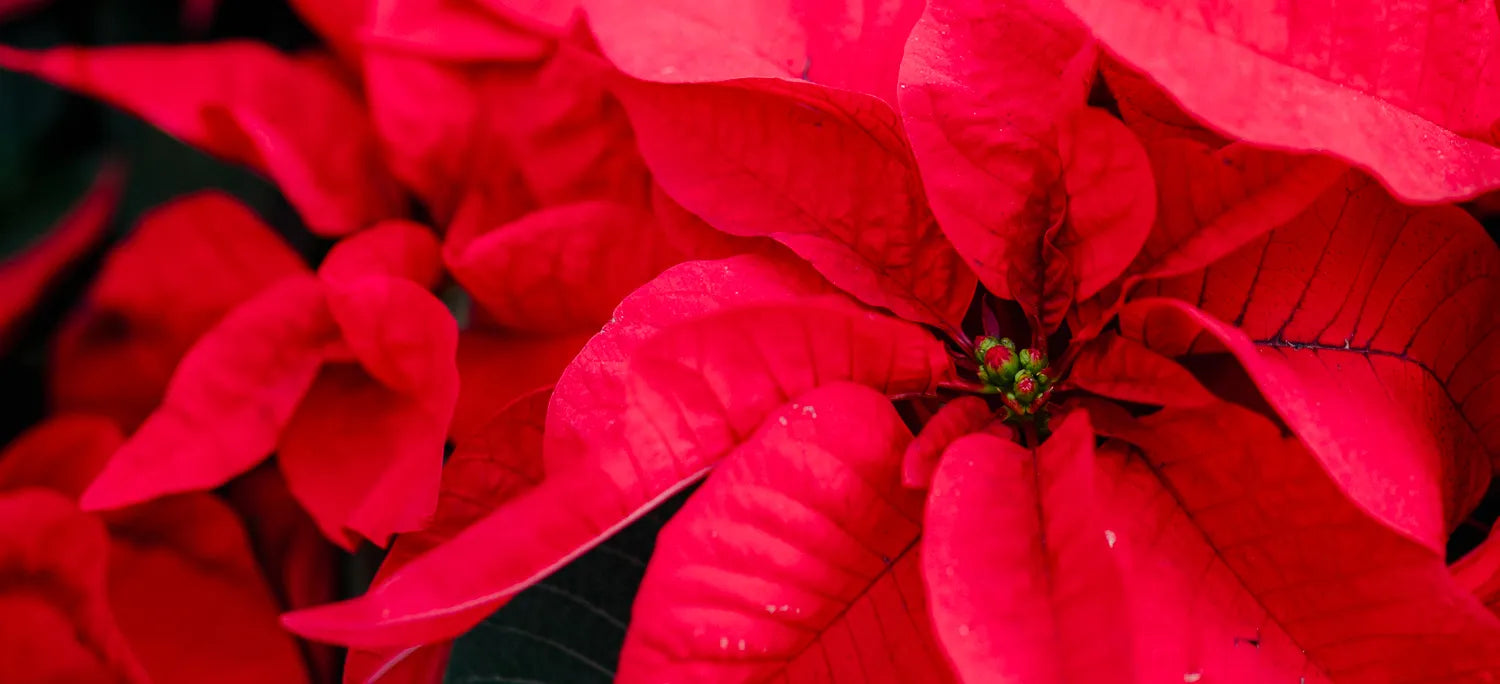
[[1, 0, 1500, 681]]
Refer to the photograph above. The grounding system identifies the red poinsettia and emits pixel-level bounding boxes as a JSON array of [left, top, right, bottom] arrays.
[[279, 0, 1500, 681]]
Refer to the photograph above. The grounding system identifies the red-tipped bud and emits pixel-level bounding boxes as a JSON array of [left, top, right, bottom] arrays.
[[1014, 373, 1037, 399], [984, 344, 1013, 371], [1019, 348, 1047, 372]]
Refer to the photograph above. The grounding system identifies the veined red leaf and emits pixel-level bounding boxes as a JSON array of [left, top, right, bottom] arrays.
[[1065, 331, 1215, 407], [447, 201, 690, 333], [901, 395, 995, 489], [0, 163, 121, 354], [1124, 172, 1500, 541], [1062, 0, 1500, 202], [618, 383, 954, 682], [79, 276, 339, 511], [899, 2, 1153, 329], [1099, 401, 1500, 680], [545, 254, 836, 470], [1130, 140, 1347, 282], [0, 43, 404, 234], [620, 300, 954, 478], [0, 489, 148, 684], [345, 389, 547, 684], [282, 263, 951, 648], [582, 0, 923, 102], [925, 411, 1136, 680], [613, 78, 976, 333], [318, 220, 442, 290], [51, 192, 307, 430], [103, 494, 311, 684]]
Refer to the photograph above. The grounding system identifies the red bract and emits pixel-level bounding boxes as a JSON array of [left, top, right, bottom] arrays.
[[0, 416, 310, 683], [80, 220, 460, 550], [1061, 0, 1500, 203]]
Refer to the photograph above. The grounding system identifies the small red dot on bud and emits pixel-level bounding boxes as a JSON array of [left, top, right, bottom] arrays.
[[984, 345, 1013, 369]]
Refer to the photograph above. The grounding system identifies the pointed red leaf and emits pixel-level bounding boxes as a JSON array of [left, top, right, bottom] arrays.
[[283, 260, 951, 648], [1098, 401, 1500, 680], [318, 220, 442, 290], [103, 494, 311, 684], [613, 78, 976, 333], [1123, 172, 1500, 541], [0, 163, 121, 354], [80, 276, 339, 511], [50, 192, 308, 430], [447, 201, 691, 333], [0, 489, 148, 683], [1062, 0, 1500, 202], [0, 43, 404, 234], [618, 383, 955, 681], [344, 389, 548, 684], [583, 0, 923, 102], [1065, 331, 1215, 407], [899, 3, 1154, 329], [925, 411, 1135, 680], [901, 395, 995, 489], [278, 278, 457, 546]]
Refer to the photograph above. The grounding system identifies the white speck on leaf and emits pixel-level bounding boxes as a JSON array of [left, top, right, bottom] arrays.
[[777, 416, 789, 426], [1184, 673, 1202, 683], [719, 637, 729, 649], [737, 639, 747, 651], [1105, 530, 1117, 548], [958, 624, 970, 637]]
